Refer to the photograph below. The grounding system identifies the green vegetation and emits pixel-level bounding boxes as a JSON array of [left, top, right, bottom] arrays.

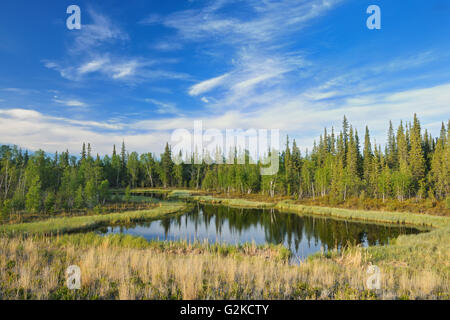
[[0, 202, 188, 235], [176, 194, 274, 208], [0, 114, 449, 300], [148, 189, 448, 228], [130, 188, 171, 194], [0, 189, 448, 300], [1, 115, 449, 220], [276, 201, 450, 229], [0, 226, 448, 300], [53, 233, 291, 261]]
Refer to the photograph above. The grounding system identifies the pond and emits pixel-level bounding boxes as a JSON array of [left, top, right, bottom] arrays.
[[99, 198, 422, 261]]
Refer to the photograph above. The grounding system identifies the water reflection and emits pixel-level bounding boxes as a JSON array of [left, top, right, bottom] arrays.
[[99, 203, 421, 260]]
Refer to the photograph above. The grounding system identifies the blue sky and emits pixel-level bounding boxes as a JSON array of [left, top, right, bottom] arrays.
[[0, 0, 449, 155]]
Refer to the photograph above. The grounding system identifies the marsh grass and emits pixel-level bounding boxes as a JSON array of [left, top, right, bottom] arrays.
[[192, 196, 274, 208], [1, 189, 449, 300], [132, 188, 274, 208], [2, 194, 162, 226], [0, 202, 189, 235], [173, 194, 275, 209], [0, 228, 448, 300], [52, 233, 291, 261], [276, 201, 450, 229]]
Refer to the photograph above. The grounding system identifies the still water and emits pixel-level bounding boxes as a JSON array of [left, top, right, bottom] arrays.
[[99, 200, 421, 260]]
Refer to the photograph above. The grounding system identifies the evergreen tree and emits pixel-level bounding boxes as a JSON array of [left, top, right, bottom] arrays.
[[409, 114, 426, 186], [26, 176, 41, 213], [363, 126, 373, 183], [161, 143, 174, 188], [81, 143, 86, 161]]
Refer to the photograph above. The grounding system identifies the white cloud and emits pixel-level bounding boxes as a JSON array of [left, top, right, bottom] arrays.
[[0, 109, 137, 154], [4, 1, 449, 157], [44, 9, 187, 84], [157, 0, 342, 44], [71, 8, 129, 53], [233, 71, 282, 90], [0, 83, 448, 156], [110, 60, 139, 79], [46, 55, 189, 83], [189, 73, 229, 96], [53, 98, 88, 108], [145, 98, 180, 115], [78, 58, 109, 74], [153, 41, 183, 51]]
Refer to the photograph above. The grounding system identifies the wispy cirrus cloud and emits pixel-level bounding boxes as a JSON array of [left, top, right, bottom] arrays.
[[188, 48, 308, 111], [45, 54, 189, 83], [70, 8, 129, 53], [144, 98, 181, 115], [151, 0, 341, 44], [45, 8, 189, 84], [152, 41, 183, 52], [157, 1, 325, 109], [1, 87, 38, 95], [53, 98, 88, 108], [189, 73, 230, 96], [300, 51, 444, 104], [4, 0, 448, 158]]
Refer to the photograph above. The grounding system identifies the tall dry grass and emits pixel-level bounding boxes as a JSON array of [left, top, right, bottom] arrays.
[[1, 230, 448, 300]]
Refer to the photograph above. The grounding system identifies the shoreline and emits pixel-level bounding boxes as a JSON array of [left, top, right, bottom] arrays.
[[0, 189, 449, 300], [140, 188, 450, 229], [0, 201, 189, 235]]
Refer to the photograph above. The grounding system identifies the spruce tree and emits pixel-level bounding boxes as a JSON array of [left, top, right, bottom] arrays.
[[409, 114, 426, 184], [363, 126, 373, 184]]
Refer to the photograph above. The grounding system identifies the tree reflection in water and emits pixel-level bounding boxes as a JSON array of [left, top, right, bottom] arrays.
[[101, 203, 422, 260]]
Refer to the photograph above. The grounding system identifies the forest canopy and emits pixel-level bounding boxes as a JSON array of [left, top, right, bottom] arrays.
[[0, 114, 449, 216]]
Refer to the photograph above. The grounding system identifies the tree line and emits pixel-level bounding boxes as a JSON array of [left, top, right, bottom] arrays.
[[0, 114, 449, 216]]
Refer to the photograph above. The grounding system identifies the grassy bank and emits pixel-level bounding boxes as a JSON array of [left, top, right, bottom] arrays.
[[276, 201, 450, 229], [136, 188, 449, 216], [1, 188, 448, 300], [0, 202, 189, 235], [140, 188, 449, 229], [186, 195, 274, 209], [135, 189, 275, 208], [0, 228, 448, 300]]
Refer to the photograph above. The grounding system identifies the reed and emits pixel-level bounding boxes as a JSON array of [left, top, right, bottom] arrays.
[[0, 228, 448, 300]]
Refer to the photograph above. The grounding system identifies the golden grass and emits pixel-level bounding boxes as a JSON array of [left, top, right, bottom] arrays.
[[0, 227, 449, 300], [1, 188, 449, 300]]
